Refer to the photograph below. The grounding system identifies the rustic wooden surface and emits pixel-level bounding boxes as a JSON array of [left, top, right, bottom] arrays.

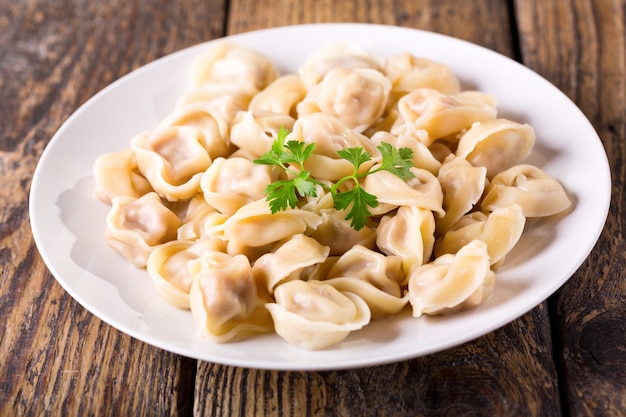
[[1, 0, 624, 415]]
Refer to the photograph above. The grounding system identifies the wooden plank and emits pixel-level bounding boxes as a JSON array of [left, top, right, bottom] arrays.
[[194, 1, 563, 415], [195, 306, 560, 416], [0, 0, 226, 415], [515, 0, 626, 415], [227, 0, 515, 57]]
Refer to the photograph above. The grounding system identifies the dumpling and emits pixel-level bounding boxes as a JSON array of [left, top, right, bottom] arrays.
[[147, 238, 224, 309], [384, 53, 461, 95], [298, 42, 383, 88], [408, 240, 495, 317], [434, 204, 526, 267], [130, 126, 212, 201], [217, 199, 322, 261], [391, 89, 498, 146], [175, 85, 251, 125], [93, 148, 152, 204], [326, 245, 405, 297], [188, 42, 279, 96], [176, 194, 217, 241], [481, 164, 572, 217], [323, 277, 409, 319], [308, 206, 377, 256], [297, 67, 392, 133], [456, 119, 536, 179], [198, 211, 230, 242], [265, 280, 371, 350], [229, 111, 296, 159], [252, 234, 330, 292], [155, 103, 231, 160], [436, 155, 487, 235], [105, 192, 182, 268], [200, 156, 280, 215], [288, 113, 379, 181], [376, 205, 436, 280], [247, 74, 307, 118], [362, 167, 444, 216], [189, 252, 274, 342]]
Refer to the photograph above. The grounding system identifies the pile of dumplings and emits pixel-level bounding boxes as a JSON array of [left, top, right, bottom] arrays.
[[93, 42, 572, 350]]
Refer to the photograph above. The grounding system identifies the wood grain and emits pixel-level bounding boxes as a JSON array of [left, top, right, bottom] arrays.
[[227, 0, 515, 56], [195, 305, 561, 416], [516, 1, 626, 415], [2, 0, 624, 415], [0, 0, 224, 415]]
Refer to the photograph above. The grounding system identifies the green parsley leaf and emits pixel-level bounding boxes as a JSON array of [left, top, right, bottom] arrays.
[[336, 147, 372, 172], [254, 126, 291, 167], [282, 140, 316, 168], [333, 187, 378, 231], [264, 179, 299, 213], [292, 170, 318, 198], [253, 131, 416, 231], [377, 142, 415, 181], [254, 127, 322, 213]]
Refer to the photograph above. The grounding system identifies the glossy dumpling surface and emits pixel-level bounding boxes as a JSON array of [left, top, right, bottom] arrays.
[[297, 67, 392, 132], [266, 280, 371, 350], [105, 192, 182, 268], [456, 119, 536, 179], [93, 148, 152, 204], [409, 240, 495, 317], [481, 164, 572, 217], [189, 252, 273, 342], [188, 41, 279, 96]]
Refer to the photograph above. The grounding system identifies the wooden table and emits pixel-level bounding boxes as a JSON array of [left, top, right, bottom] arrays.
[[2, 1, 624, 415]]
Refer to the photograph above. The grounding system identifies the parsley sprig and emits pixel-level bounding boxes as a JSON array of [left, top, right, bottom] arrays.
[[254, 127, 415, 230]]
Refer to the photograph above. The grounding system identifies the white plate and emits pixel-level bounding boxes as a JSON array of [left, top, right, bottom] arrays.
[[30, 23, 611, 370]]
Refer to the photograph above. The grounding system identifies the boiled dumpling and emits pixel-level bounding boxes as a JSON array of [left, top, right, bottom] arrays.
[[130, 127, 212, 201], [408, 240, 495, 317], [298, 42, 383, 88], [229, 111, 296, 159], [436, 155, 487, 234], [456, 119, 536, 179], [248, 74, 307, 118], [434, 204, 526, 267], [174, 85, 251, 125], [326, 245, 405, 297], [392, 89, 498, 146], [323, 277, 409, 319], [93, 148, 152, 204], [376, 205, 436, 280], [105, 192, 182, 268], [176, 194, 218, 241], [252, 234, 330, 292], [265, 280, 371, 350], [308, 206, 377, 256], [189, 252, 274, 342], [200, 156, 280, 215], [297, 67, 392, 132], [362, 166, 444, 216], [384, 53, 461, 95], [147, 238, 224, 309], [188, 42, 279, 96], [481, 164, 572, 217], [217, 199, 322, 261], [154, 102, 231, 159]]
